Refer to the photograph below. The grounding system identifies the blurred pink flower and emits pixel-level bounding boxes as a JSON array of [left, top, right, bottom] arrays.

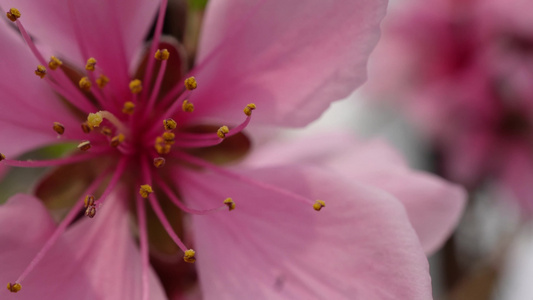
[[0, 0, 464, 299], [368, 0, 533, 212]]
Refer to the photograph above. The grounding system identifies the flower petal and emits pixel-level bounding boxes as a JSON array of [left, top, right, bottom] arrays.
[[243, 133, 466, 254], [190, 0, 388, 127], [0, 192, 167, 299], [0, 0, 159, 89], [177, 165, 431, 299]]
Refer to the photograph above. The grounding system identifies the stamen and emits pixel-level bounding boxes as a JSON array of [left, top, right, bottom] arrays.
[[6, 282, 21, 293], [155, 137, 171, 154], [224, 198, 236, 211], [52, 122, 65, 135], [85, 57, 97, 71], [313, 200, 326, 211], [87, 112, 103, 128], [184, 77, 197, 90], [155, 176, 229, 215], [77, 141, 91, 151], [110, 134, 125, 147], [13, 173, 107, 285], [174, 151, 317, 206], [217, 126, 229, 139], [183, 249, 196, 263], [0, 153, 5, 161], [129, 79, 142, 94], [6, 8, 21, 22], [145, 51, 169, 112], [122, 101, 135, 115], [244, 103, 256, 116], [154, 49, 170, 61], [84, 195, 95, 208], [182, 99, 194, 112], [163, 118, 177, 131], [81, 122, 92, 133], [162, 132, 175, 144], [85, 205, 96, 218], [153, 157, 165, 168], [142, 0, 168, 100], [100, 126, 112, 136], [79, 77, 92, 91], [48, 56, 63, 70], [34, 65, 46, 79], [139, 184, 153, 199], [96, 74, 110, 88]]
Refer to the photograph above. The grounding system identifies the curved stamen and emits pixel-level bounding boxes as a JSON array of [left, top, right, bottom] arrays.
[[6, 9, 97, 112], [144, 50, 169, 114], [140, 158, 189, 253], [173, 151, 315, 206], [155, 175, 228, 215], [14, 169, 109, 284]]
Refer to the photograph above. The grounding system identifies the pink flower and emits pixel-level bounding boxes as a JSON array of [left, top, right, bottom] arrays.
[[368, 0, 533, 213], [0, 0, 464, 299]]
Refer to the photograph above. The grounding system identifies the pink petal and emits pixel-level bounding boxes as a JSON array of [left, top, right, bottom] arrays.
[[0, 192, 167, 299], [243, 133, 466, 254], [177, 165, 432, 299], [0, 0, 159, 89], [190, 0, 388, 127], [0, 20, 81, 157]]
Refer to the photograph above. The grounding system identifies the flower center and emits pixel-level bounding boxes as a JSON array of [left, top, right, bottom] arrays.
[[1, 5, 325, 296]]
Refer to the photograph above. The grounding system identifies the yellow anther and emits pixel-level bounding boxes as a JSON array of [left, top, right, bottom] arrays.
[[7, 282, 21, 293], [153, 157, 166, 168], [85, 205, 96, 218], [85, 57, 97, 71], [96, 74, 110, 88], [155, 137, 171, 154], [81, 122, 92, 134], [0, 153, 5, 162], [163, 118, 177, 131], [182, 99, 195, 112], [244, 103, 256, 116], [129, 79, 142, 94], [79, 76, 92, 91], [139, 184, 153, 199], [223, 198, 236, 211], [6, 8, 21, 22], [154, 49, 170, 61], [122, 101, 135, 115], [77, 141, 91, 151], [48, 56, 63, 70], [100, 126, 112, 136], [184, 77, 197, 90], [84, 195, 95, 208], [183, 249, 196, 263], [53, 122, 65, 135], [87, 112, 103, 128], [217, 126, 229, 139], [110, 133, 125, 147], [35, 65, 47, 79], [313, 200, 326, 211], [162, 132, 175, 144]]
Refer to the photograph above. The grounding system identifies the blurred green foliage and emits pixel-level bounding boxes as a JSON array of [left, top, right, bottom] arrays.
[[189, 0, 208, 10]]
